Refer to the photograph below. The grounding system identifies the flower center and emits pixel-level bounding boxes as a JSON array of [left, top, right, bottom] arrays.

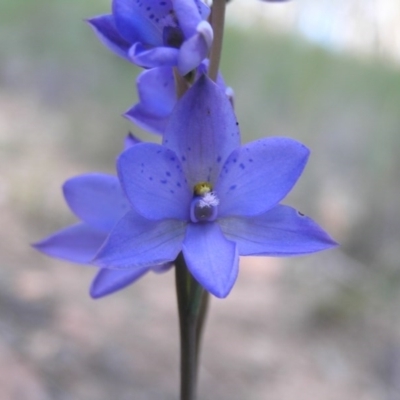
[[190, 182, 219, 223], [163, 26, 184, 48]]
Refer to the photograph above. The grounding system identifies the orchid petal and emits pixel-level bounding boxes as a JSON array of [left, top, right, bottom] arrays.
[[177, 30, 211, 76], [63, 174, 130, 232], [151, 262, 173, 274], [124, 65, 175, 134], [216, 137, 309, 217], [118, 143, 191, 221], [163, 76, 240, 188], [195, 59, 227, 92], [135, 67, 176, 117], [90, 266, 150, 298], [182, 222, 238, 298], [112, 0, 171, 46], [87, 15, 131, 60], [219, 205, 338, 256], [124, 132, 141, 149], [94, 210, 186, 268], [33, 223, 106, 264], [173, 0, 203, 38], [194, 0, 211, 19], [125, 104, 169, 134], [130, 43, 179, 68]]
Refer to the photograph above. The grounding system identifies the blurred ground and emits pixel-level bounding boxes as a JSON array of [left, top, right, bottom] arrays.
[[1, 1, 400, 399]]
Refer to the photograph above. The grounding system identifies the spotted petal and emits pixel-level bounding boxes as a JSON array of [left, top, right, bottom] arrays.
[[94, 209, 186, 268], [118, 143, 191, 221], [216, 137, 309, 217], [182, 222, 238, 298], [63, 174, 130, 232], [195, 0, 211, 19], [112, 0, 170, 46], [163, 76, 240, 188], [33, 223, 106, 264], [219, 205, 338, 256], [173, 0, 204, 38]]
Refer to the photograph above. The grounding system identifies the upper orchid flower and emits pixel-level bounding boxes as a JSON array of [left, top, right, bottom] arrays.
[[33, 135, 171, 298], [125, 61, 231, 134], [94, 76, 337, 298], [88, 0, 213, 75]]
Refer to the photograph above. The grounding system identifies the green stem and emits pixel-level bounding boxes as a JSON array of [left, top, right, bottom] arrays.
[[208, 0, 226, 82], [175, 253, 209, 400], [195, 289, 209, 358]]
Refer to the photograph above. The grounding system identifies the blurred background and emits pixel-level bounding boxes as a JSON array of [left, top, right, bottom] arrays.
[[1, 0, 400, 399]]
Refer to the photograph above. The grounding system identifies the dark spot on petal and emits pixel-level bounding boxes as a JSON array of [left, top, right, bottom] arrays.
[[298, 211, 305, 217], [170, 189, 175, 194], [239, 163, 245, 169], [166, 171, 171, 177], [217, 156, 222, 163], [249, 158, 253, 162], [160, 179, 167, 184], [181, 156, 186, 161], [229, 185, 237, 191], [149, 176, 153, 181], [176, 182, 181, 187]]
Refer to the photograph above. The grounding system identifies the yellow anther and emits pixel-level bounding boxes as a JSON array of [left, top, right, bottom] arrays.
[[193, 182, 212, 196]]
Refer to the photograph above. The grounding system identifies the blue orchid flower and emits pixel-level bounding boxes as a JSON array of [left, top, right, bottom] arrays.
[[125, 61, 230, 134], [88, 0, 213, 75], [94, 76, 337, 298], [33, 135, 172, 299]]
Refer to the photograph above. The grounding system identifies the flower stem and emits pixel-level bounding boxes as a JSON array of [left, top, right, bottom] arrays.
[[174, 67, 190, 99], [208, 0, 226, 82], [195, 288, 209, 358], [175, 253, 209, 400]]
